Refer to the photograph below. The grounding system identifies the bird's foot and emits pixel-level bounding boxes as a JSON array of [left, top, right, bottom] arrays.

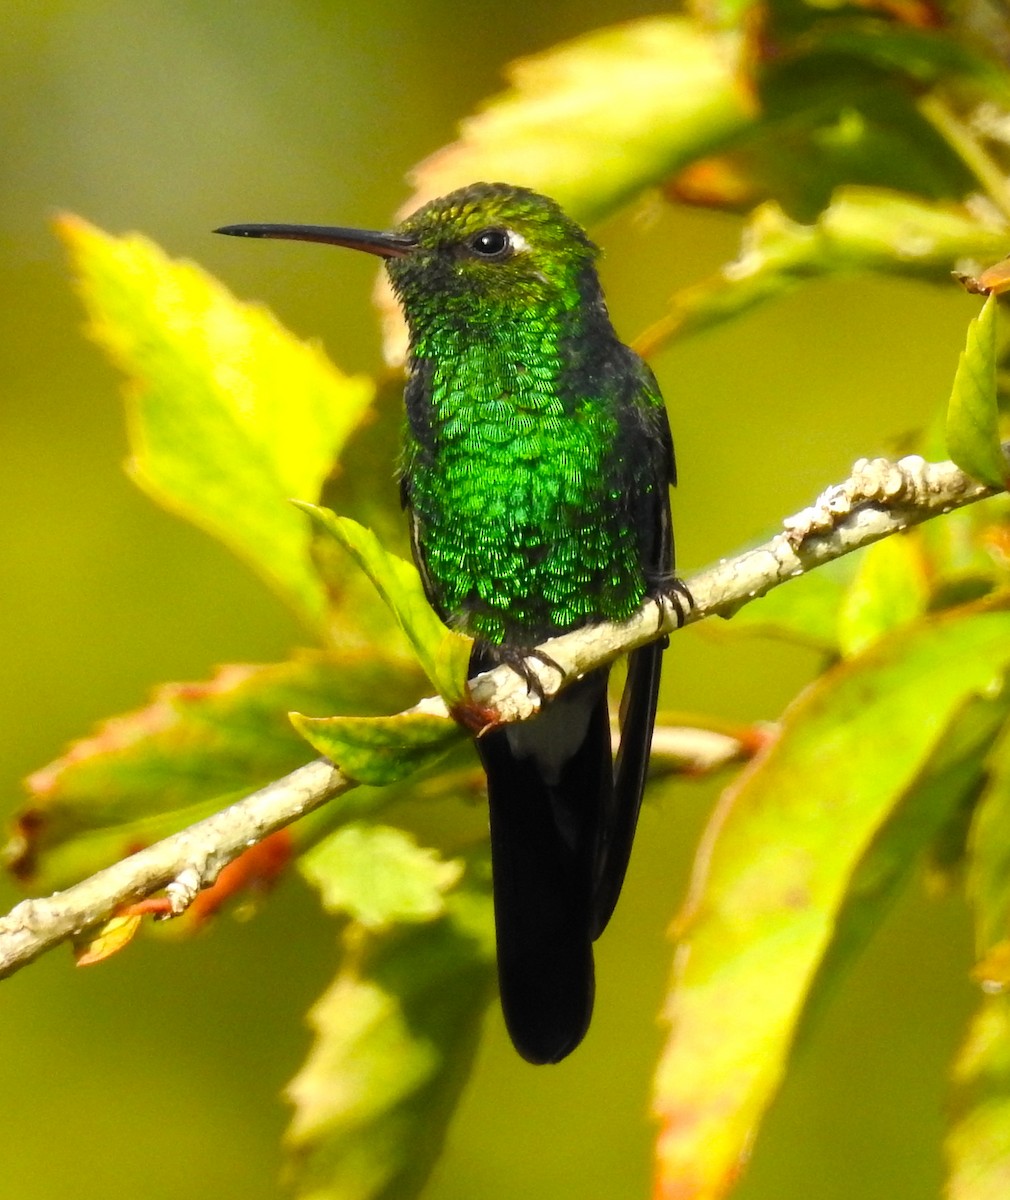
[[648, 576, 694, 636], [457, 642, 567, 735], [479, 644, 566, 703], [666, 577, 694, 627]]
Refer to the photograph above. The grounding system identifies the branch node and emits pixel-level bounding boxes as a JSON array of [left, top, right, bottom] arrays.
[[781, 454, 964, 548], [165, 866, 204, 916]]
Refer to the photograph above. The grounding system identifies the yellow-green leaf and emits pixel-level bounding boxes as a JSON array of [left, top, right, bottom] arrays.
[[375, 15, 756, 363], [290, 710, 465, 788], [947, 996, 1010, 1200], [948, 715, 1010, 1198], [801, 690, 1010, 1034], [947, 293, 1007, 490], [653, 603, 1010, 1200], [637, 190, 1010, 356], [967, 718, 1010, 964], [296, 506, 472, 704], [11, 652, 422, 892], [406, 17, 754, 226], [837, 533, 931, 657], [301, 824, 462, 928], [73, 913, 143, 966], [57, 215, 374, 632], [286, 852, 495, 1200]]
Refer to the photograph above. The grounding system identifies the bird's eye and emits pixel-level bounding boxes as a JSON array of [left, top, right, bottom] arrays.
[[469, 228, 511, 258]]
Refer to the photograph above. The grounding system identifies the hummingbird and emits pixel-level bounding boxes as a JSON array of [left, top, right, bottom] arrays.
[[216, 183, 682, 1063]]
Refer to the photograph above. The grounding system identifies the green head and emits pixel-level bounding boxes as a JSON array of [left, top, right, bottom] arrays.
[[216, 182, 604, 338], [384, 183, 600, 327]]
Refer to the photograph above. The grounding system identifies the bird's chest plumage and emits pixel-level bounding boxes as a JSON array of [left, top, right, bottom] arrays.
[[402, 330, 648, 644]]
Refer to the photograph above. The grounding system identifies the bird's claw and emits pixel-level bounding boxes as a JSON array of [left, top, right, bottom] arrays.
[[494, 646, 566, 701], [648, 577, 693, 633], [666, 578, 694, 628]]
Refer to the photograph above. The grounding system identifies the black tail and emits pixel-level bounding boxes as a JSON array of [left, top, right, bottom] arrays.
[[473, 636, 664, 1064], [475, 666, 612, 1064]]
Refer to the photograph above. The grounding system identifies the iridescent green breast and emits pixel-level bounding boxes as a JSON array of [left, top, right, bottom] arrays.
[[402, 319, 650, 645]]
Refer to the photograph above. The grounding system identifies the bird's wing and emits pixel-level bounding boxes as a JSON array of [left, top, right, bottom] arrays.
[[591, 354, 675, 937]]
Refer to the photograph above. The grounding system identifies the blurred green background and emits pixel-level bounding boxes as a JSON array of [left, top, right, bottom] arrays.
[[0, 3, 984, 1198]]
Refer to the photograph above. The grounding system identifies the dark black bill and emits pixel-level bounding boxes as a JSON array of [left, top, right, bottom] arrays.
[[213, 223, 415, 258]]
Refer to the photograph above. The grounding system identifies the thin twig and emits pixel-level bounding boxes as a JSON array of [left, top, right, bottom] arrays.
[[0, 450, 1003, 980], [0, 759, 346, 979]]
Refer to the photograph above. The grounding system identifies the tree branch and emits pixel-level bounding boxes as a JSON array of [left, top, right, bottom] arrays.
[[0, 759, 347, 979], [0, 450, 1002, 980]]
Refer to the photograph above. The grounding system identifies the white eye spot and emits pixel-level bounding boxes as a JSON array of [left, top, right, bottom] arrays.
[[509, 230, 530, 253]]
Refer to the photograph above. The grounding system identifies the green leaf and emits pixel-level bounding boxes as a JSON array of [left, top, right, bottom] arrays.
[[291, 711, 465, 787], [946, 996, 1010, 1200], [57, 215, 375, 633], [916, 496, 1010, 612], [836, 533, 931, 657], [375, 16, 756, 363], [672, 55, 981, 221], [686, 0, 757, 34], [406, 16, 755, 226], [286, 849, 495, 1200], [636, 189, 1010, 354], [296, 506, 472, 704], [946, 706, 1010, 1199], [301, 824, 463, 928], [798, 691, 1009, 1037], [947, 294, 1007, 490], [800, 23, 1010, 99], [967, 720, 1010, 979], [807, 184, 1003, 269], [652, 603, 1010, 1200], [10, 652, 423, 891]]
